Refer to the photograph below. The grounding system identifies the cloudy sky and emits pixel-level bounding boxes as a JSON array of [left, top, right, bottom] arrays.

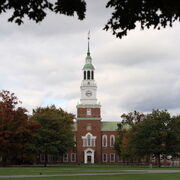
[[0, 1, 180, 121]]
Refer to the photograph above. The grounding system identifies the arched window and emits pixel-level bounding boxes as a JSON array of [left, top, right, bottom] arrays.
[[91, 71, 94, 80], [87, 71, 90, 80], [82, 133, 96, 147], [102, 135, 107, 147], [84, 71, 86, 80], [87, 134, 91, 146], [110, 135, 115, 147]]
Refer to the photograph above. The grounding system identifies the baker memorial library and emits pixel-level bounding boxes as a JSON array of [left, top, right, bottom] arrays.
[[58, 38, 119, 164]]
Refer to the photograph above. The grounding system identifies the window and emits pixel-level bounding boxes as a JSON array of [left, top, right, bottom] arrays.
[[110, 135, 115, 147], [63, 153, 68, 162], [87, 134, 91, 146], [74, 135, 76, 147], [71, 153, 76, 162], [102, 153, 107, 162], [82, 133, 96, 147], [87, 71, 90, 80], [110, 153, 115, 162], [91, 71, 94, 80], [102, 135, 107, 147], [84, 71, 86, 80], [87, 108, 91, 116]]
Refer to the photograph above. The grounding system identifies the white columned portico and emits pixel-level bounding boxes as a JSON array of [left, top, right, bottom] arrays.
[[84, 148, 94, 164]]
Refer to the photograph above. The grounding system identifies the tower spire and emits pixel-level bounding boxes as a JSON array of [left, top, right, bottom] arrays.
[[87, 30, 90, 56]]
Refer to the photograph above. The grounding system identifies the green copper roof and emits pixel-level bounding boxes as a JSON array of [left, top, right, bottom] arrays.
[[73, 121, 129, 131], [101, 122, 119, 131], [83, 63, 95, 70]]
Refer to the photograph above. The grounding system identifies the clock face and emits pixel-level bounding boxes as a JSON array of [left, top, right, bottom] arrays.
[[86, 90, 92, 97]]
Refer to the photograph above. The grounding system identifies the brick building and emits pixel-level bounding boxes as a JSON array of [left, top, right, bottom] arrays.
[[65, 37, 119, 164]]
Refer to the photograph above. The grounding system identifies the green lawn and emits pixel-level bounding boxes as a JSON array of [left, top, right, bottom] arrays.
[[0, 164, 179, 176], [0, 165, 179, 180], [0, 173, 180, 180]]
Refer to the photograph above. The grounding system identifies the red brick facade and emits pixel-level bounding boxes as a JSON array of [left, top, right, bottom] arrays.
[[66, 105, 119, 164]]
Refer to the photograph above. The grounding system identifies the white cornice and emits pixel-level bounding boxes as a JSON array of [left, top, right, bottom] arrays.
[[76, 117, 102, 120], [76, 104, 101, 108]]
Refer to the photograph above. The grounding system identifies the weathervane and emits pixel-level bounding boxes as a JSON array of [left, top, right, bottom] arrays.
[[87, 30, 90, 55]]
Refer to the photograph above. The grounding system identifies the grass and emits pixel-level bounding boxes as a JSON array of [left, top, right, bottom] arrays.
[[0, 173, 180, 180], [0, 164, 179, 180], [0, 164, 177, 175]]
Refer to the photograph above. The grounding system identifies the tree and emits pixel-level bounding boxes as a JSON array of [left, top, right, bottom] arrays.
[[121, 111, 145, 126], [166, 115, 180, 159], [31, 105, 74, 167], [104, 0, 180, 38], [115, 111, 145, 163], [114, 123, 136, 163], [0, 90, 40, 166], [0, 1, 179, 38], [131, 109, 179, 167], [0, 0, 86, 25]]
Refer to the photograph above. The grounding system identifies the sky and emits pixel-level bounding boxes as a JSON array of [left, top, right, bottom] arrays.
[[0, 1, 180, 121]]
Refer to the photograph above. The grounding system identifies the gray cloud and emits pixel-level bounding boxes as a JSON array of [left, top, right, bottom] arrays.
[[0, 1, 180, 121]]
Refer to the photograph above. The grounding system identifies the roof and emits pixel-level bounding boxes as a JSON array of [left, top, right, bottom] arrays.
[[83, 63, 95, 70], [73, 121, 130, 132], [101, 122, 119, 131]]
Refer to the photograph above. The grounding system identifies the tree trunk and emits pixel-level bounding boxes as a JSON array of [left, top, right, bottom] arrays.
[[156, 154, 161, 167]]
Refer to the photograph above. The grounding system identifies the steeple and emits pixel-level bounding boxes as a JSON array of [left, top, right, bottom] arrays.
[[85, 31, 93, 65], [87, 30, 90, 56]]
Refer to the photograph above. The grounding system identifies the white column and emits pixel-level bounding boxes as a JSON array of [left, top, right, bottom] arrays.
[[84, 152, 87, 164]]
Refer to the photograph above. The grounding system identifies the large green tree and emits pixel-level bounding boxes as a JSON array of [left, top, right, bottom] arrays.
[[0, 90, 40, 166], [31, 105, 74, 167], [131, 109, 180, 167], [121, 111, 145, 126], [0, 1, 179, 38], [115, 111, 145, 163], [115, 110, 180, 166]]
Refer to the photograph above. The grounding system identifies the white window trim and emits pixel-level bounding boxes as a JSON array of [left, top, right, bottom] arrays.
[[110, 135, 115, 147], [63, 153, 68, 162], [102, 135, 107, 147], [82, 133, 96, 147], [110, 153, 115, 162], [71, 153, 76, 162], [102, 153, 107, 162]]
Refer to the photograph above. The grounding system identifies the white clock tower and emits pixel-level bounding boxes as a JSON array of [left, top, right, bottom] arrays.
[[76, 32, 101, 121], [80, 43, 98, 105]]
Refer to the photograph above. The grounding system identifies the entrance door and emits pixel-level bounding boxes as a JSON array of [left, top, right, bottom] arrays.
[[87, 155, 91, 163], [84, 148, 94, 164]]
